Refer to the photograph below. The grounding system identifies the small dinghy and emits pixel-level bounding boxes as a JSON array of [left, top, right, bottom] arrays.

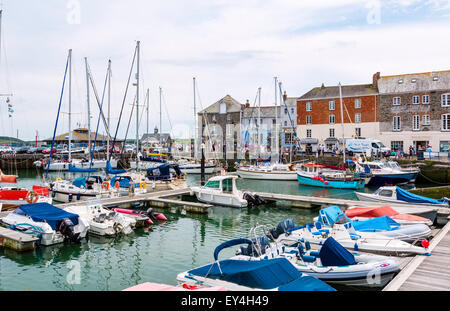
[[316, 206, 431, 242], [176, 238, 334, 291], [1, 202, 89, 246], [270, 219, 429, 256], [112, 208, 158, 227], [234, 228, 399, 288], [64, 200, 134, 236], [190, 175, 272, 208], [345, 206, 432, 226]]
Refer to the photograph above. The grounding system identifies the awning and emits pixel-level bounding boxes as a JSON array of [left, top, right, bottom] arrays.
[[300, 138, 318, 144], [324, 138, 339, 143]]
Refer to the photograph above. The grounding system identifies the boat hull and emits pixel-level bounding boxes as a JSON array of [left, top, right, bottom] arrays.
[[297, 173, 365, 189], [236, 168, 298, 180], [367, 172, 418, 187]]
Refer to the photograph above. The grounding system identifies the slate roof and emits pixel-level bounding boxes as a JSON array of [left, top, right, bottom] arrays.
[[377, 70, 450, 94], [44, 128, 114, 142], [299, 84, 378, 100], [141, 133, 171, 143], [199, 94, 243, 114]]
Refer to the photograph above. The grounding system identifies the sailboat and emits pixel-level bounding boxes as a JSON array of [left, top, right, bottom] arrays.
[[236, 80, 298, 180]]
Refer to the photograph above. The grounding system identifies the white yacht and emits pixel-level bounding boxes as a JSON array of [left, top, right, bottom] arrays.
[[236, 163, 297, 180]]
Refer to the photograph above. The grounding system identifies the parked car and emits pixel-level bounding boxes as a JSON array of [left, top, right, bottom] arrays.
[[37, 146, 47, 153], [27, 147, 38, 154], [109, 146, 121, 153], [15, 146, 31, 154], [124, 144, 135, 153], [42, 147, 57, 154]]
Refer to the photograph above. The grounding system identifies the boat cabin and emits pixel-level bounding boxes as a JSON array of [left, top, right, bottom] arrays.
[[373, 186, 396, 198], [203, 176, 239, 194], [300, 164, 325, 174]]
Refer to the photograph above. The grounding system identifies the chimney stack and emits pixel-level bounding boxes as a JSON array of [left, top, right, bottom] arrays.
[[321, 83, 325, 89], [245, 99, 250, 108], [283, 91, 287, 102], [372, 72, 381, 89]]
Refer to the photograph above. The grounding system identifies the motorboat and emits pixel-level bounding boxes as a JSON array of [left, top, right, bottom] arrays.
[[296, 163, 365, 189], [190, 175, 272, 208], [1, 202, 89, 246], [356, 186, 449, 208], [236, 163, 298, 181], [345, 205, 433, 226], [48, 175, 119, 203], [269, 218, 429, 256], [176, 238, 335, 291], [109, 175, 147, 196], [112, 208, 153, 227], [34, 158, 118, 171], [356, 161, 419, 186], [234, 227, 399, 288], [63, 199, 134, 236], [315, 206, 431, 242], [0, 185, 52, 209]]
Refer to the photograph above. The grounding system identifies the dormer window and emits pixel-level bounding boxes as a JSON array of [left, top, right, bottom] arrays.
[[433, 76, 439, 81], [219, 102, 227, 114], [398, 79, 404, 84], [411, 78, 417, 83]]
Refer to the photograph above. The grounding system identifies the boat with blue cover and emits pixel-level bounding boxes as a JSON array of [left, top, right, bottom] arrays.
[[297, 163, 365, 189], [1, 202, 89, 245], [356, 161, 419, 186], [356, 186, 449, 208], [234, 227, 399, 288], [270, 217, 429, 256], [176, 238, 335, 291]]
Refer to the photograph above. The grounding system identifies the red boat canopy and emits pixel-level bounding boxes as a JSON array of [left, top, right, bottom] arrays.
[[345, 206, 429, 223]]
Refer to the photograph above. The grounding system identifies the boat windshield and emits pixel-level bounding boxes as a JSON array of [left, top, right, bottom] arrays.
[[222, 178, 233, 193], [387, 162, 400, 170], [205, 180, 220, 189]]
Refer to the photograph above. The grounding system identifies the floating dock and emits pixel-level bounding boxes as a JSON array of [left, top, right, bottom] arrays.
[[0, 224, 39, 252], [383, 218, 450, 291]]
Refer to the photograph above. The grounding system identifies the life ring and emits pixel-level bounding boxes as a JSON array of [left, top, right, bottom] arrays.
[[26, 191, 39, 204], [101, 182, 109, 190], [56, 178, 62, 181], [139, 182, 146, 189], [114, 181, 120, 189]]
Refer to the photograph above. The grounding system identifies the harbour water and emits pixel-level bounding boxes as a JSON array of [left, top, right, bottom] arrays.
[[0, 169, 375, 291]]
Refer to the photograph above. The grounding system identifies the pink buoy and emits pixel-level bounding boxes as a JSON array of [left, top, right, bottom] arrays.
[[155, 213, 167, 221]]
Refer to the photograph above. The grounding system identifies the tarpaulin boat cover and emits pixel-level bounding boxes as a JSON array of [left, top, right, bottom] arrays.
[[396, 186, 446, 205], [110, 176, 132, 188], [17, 203, 79, 230], [68, 164, 98, 173], [72, 176, 103, 188], [319, 237, 356, 266], [319, 206, 350, 226], [106, 161, 126, 174], [352, 216, 400, 232], [188, 258, 334, 291], [345, 206, 398, 218], [146, 164, 171, 181]]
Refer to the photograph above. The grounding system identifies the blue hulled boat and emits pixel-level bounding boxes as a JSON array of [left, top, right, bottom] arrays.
[[297, 163, 365, 190]]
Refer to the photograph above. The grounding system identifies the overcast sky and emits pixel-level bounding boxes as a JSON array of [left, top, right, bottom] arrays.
[[0, 0, 449, 141]]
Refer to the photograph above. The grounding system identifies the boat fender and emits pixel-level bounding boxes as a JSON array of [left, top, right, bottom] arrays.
[[68, 193, 73, 202], [114, 181, 120, 189], [25, 191, 39, 204], [354, 243, 359, 251], [56, 178, 62, 181], [76, 192, 81, 201], [52, 189, 56, 198], [140, 182, 146, 189]]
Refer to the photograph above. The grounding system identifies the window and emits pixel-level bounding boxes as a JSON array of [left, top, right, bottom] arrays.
[[211, 125, 217, 135], [355, 113, 361, 123], [379, 189, 393, 197], [412, 95, 420, 104], [422, 115, 430, 125], [306, 102, 312, 111], [226, 125, 233, 136], [306, 129, 312, 138], [212, 114, 216, 121], [222, 178, 233, 193], [440, 141, 450, 152], [272, 119, 276, 124], [442, 93, 450, 107], [393, 97, 401, 106], [354, 98, 361, 109], [284, 108, 288, 115], [284, 121, 288, 127], [285, 133, 295, 145], [413, 115, 420, 130], [205, 180, 220, 188], [391, 141, 404, 152], [329, 101, 335, 110], [227, 114, 231, 121], [306, 115, 312, 124], [329, 114, 335, 124], [291, 108, 294, 114], [355, 128, 361, 137], [329, 129, 335, 138], [393, 116, 401, 131], [422, 95, 429, 104], [443, 114, 450, 131]]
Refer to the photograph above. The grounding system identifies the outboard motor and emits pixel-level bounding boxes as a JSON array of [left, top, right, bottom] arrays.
[[268, 219, 295, 239], [59, 218, 80, 243]]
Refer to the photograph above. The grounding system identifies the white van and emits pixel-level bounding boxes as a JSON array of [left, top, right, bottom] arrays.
[[345, 138, 390, 155]]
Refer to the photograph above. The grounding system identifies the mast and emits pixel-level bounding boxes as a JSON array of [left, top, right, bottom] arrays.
[[68, 49, 72, 163], [274, 76, 278, 163], [85, 57, 91, 157], [193, 77, 197, 160], [257, 87, 261, 160], [159, 86, 162, 146], [136, 41, 140, 166], [107, 59, 111, 160], [146, 88, 149, 135], [339, 82, 346, 170]]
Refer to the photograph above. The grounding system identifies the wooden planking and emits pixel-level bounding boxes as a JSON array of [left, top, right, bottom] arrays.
[[0, 226, 38, 242], [384, 221, 450, 291]]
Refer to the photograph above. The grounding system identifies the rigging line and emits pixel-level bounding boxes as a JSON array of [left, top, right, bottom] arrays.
[[137, 89, 148, 134], [89, 61, 110, 173], [238, 88, 260, 161], [341, 98, 368, 162], [45, 52, 70, 179], [110, 44, 138, 162], [119, 94, 137, 162]]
